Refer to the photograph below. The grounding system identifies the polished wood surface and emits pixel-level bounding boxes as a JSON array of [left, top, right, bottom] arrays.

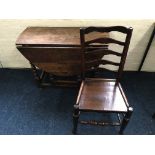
[[16, 27, 108, 46], [16, 27, 81, 46], [79, 79, 128, 112], [80, 26, 133, 81], [73, 26, 133, 134], [17, 46, 81, 76], [16, 27, 108, 76]]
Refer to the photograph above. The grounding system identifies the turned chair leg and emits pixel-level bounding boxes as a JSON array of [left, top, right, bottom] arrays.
[[119, 107, 133, 135], [72, 105, 80, 134]]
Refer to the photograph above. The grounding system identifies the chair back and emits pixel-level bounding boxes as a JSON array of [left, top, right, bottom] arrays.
[[80, 26, 133, 82]]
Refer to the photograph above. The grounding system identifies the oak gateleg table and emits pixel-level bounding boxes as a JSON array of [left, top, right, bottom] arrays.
[[16, 27, 108, 87]]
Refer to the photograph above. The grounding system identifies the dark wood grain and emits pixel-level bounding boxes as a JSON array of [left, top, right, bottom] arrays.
[[80, 26, 133, 80], [73, 26, 133, 134], [85, 49, 122, 57], [16, 27, 108, 46], [82, 26, 132, 34], [16, 27, 108, 77], [86, 59, 120, 69], [85, 37, 125, 46], [79, 79, 128, 112]]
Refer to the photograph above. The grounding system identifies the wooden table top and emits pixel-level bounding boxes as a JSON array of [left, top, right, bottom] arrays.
[[16, 27, 108, 47], [16, 27, 109, 77]]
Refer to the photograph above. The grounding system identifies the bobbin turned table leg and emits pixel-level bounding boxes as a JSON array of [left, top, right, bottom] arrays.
[[30, 63, 41, 87]]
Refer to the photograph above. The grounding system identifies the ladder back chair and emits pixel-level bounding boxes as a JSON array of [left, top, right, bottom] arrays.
[[72, 26, 133, 134]]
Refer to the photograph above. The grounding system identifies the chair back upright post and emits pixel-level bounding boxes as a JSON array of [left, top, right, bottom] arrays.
[[80, 26, 133, 83], [80, 28, 86, 80], [116, 27, 133, 83]]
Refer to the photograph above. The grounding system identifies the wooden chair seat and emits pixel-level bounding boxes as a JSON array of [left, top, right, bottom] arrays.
[[78, 78, 128, 113]]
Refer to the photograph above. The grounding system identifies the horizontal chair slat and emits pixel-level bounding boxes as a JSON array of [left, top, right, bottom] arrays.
[[82, 26, 131, 34], [86, 67, 116, 72], [85, 49, 122, 57], [85, 37, 125, 46], [86, 59, 120, 68]]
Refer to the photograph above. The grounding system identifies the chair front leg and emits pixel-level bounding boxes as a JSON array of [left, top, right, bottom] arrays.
[[72, 105, 80, 134], [119, 107, 133, 135]]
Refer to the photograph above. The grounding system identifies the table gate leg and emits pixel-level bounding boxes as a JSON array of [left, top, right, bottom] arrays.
[[30, 63, 41, 87]]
